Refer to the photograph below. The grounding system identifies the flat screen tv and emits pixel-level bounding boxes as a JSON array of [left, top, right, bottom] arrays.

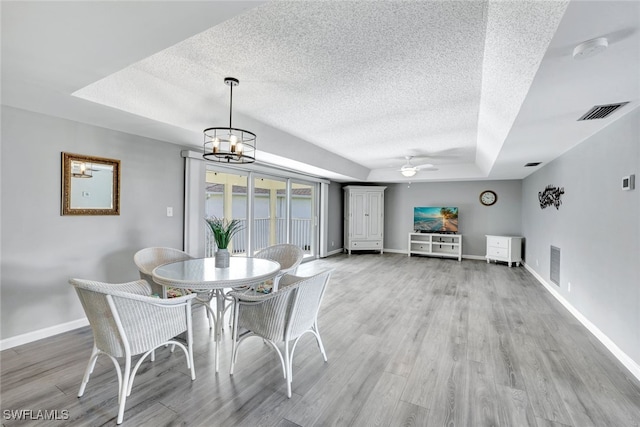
[[414, 207, 459, 233]]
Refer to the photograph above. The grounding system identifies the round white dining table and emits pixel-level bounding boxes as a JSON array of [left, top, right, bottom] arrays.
[[152, 257, 280, 372]]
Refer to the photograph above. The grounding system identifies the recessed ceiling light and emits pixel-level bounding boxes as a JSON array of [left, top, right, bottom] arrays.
[[572, 37, 608, 60]]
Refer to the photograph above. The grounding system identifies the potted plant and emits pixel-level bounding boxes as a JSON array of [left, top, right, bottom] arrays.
[[204, 217, 244, 268]]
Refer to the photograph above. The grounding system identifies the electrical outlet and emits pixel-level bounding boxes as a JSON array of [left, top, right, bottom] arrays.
[[536, 259, 539, 267], [331, 241, 334, 247], [166, 207, 173, 217]]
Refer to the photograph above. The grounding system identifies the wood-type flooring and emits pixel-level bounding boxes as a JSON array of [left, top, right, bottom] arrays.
[[2, 253, 639, 426]]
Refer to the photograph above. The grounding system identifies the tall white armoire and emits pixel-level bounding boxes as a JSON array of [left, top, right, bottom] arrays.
[[343, 185, 386, 254]]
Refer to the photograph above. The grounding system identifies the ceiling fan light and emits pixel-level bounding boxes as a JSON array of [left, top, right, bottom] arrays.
[[401, 168, 417, 177]]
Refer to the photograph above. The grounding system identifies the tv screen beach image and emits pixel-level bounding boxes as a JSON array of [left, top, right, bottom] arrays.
[[414, 207, 459, 232]]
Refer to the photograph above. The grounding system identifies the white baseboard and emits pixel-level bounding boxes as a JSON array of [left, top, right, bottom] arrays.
[[325, 248, 344, 257], [0, 318, 89, 351], [384, 248, 485, 261], [524, 262, 640, 381], [383, 248, 406, 254]]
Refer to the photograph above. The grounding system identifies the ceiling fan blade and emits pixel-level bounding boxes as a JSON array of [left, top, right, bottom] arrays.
[[410, 147, 466, 160], [389, 155, 440, 174], [416, 165, 439, 171], [415, 163, 436, 169]]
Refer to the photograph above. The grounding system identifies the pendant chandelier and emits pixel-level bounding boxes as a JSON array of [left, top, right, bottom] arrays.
[[72, 161, 93, 178], [203, 77, 256, 164]]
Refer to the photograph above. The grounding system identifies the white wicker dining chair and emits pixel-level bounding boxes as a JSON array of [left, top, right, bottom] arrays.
[[253, 244, 304, 293], [228, 270, 332, 398], [70, 278, 197, 425], [134, 247, 215, 328], [133, 247, 193, 297]]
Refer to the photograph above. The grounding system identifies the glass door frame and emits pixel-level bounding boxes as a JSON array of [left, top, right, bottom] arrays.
[[289, 178, 318, 259], [194, 158, 321, 259], [251, 173, 288, 254], [251, 172, 319, 259], [204, 168, 250, 256], [182, 151, 329, 259]]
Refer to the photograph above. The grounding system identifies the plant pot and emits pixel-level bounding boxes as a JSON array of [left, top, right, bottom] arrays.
[[215, 248, 230, 268]]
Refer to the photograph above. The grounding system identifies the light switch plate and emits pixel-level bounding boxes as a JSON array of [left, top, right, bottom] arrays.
[[622, 174, 635, 191]]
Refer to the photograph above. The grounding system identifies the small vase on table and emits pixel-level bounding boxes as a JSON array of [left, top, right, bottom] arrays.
[[215, 248, 230, 268], [205, 216, 244, 269]]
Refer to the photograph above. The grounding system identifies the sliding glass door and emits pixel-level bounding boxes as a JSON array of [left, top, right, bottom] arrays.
[[204, 169, 248, 256], [253, 176, 286, 251], [291, 181, 314, 257], [252, 175, 317, 258], [203, 165, 318, 259]]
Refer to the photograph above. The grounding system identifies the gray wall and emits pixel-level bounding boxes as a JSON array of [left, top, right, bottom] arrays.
[[522, 107, 640, 365], [326, 181, 344, 254], [384, 180, 523, 255], [1, 106, 187, 340]]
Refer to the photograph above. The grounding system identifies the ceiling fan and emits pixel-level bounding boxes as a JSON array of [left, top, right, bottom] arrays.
[[398, 156, 438, 177]]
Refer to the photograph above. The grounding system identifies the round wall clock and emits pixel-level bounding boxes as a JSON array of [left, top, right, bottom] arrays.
[[480, 190, 497, 206]]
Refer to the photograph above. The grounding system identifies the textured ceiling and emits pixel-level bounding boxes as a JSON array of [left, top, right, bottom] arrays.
[[73, 1, 566, 176], [4, 1, 639, 182]]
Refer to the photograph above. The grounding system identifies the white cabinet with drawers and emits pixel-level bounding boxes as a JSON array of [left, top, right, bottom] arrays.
[[485, 235, 523, 267], [344, 186, 386, 254]]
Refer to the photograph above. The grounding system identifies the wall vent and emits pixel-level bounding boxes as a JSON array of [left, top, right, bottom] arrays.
[[578, 102, 629, 121], [524, 162, 542, 167], [550, 246, 560, 286]]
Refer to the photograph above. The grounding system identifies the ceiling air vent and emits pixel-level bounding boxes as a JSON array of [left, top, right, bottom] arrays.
[[524, 162, 542, 167], [578, 102, 629, 121]]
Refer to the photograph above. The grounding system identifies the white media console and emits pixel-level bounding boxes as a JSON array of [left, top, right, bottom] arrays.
[[408, 232, 462, 261]]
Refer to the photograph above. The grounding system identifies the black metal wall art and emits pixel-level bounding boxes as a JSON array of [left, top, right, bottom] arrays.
[[539, 185, 564, 210]]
